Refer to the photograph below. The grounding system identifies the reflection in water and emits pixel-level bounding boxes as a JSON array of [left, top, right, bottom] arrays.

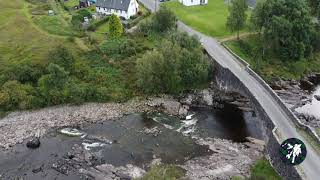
[[296, 86, 320, 118]]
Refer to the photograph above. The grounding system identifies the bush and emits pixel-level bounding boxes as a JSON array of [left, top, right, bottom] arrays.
[[49, 46, 75, 72], [100, 38, 138, 59], [38, 63, 69, 105], [1, 81, 36, 110]]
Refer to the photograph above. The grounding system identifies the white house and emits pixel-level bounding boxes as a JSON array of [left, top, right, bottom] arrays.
[[179, 0, 208, 6], [96, 0, 139, 20]]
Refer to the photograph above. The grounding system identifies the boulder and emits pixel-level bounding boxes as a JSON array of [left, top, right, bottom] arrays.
[[300, 79, 314, 90], [314, 95, 320, 101], [32, 165, 43, 173], [26, 137, 40, 149], [308, 73, 320, 84]]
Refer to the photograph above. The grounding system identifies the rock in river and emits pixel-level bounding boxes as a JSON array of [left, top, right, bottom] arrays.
[[26, 137, 40, 149], [300, 79, 314, 90], [314, 95, 320, 101]]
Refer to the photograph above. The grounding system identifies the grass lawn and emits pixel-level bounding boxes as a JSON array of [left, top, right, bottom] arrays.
[[33, 15, 75, 36], [249, 158, 282, 180], [165, 0, 250, 39], [224, 35, 320, 82], [0, 0, 58, 66]]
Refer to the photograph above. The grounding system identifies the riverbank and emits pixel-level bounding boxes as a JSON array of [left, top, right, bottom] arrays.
[[0, 81, 268, 180], [270, 73, 320, 130], [0, 82, 253, 150]]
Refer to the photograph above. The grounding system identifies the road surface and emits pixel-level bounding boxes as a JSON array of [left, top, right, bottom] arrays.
[[138, 0, 320, 179]]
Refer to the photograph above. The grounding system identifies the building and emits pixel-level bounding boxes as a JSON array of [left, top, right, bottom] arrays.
[[179, 0, 208, 6], [96, 0, 139, 20]]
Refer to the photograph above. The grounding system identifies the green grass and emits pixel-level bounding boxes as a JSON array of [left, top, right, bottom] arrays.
[[33, 15, 74, 36], [138, 165, 186, 180], [64, 0, 78, 9], [165, 0, 250, 38], [0, 1, 61, 66], [250, 158, 282, 180], [224, 35, 320, 81]]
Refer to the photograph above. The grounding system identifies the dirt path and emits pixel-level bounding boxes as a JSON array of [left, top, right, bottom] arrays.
[[219, 32, 257, 42]]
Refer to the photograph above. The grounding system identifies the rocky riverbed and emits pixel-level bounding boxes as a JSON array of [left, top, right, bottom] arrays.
[[0, 82, 264, 180], [0, 82, 252, 150], [270, 73, 320, 128]]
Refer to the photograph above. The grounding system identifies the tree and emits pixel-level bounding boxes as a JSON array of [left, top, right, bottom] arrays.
[[308, 0, 320, 18], [152, 6, 177, 33], [226, 0, 248, 40], [108, 14, 123, 39], [136, 37, 209, 94], [252, 0, 314, 59]]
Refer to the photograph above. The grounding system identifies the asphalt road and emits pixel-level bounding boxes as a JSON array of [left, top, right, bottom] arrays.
[[139, 0, 320, 179]]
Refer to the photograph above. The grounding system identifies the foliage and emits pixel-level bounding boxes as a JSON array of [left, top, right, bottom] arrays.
[[250, 0, 314, 59], [136, 33, 209, 94], [138, 165, 186, 180], [0, 81, 37, 110], [226, 0, 248, 40], [225, 35, 320, 81], [49, 46, 75, 72], [38, 63, 69, 105], [71, 9, 92, 30], [152, 6, 177, 33], [108, 14, 124, 39], [139, 6, 176, 35], [308, 0, 320, 18], [100, 38, 138, 59], [250, 158, 282, 180]]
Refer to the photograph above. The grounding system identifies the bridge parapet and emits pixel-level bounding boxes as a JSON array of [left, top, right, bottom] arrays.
[[221, 43, 320, 145]]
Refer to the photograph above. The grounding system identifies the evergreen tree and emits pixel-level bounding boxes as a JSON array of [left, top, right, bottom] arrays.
[[108, 14, 123, 39]]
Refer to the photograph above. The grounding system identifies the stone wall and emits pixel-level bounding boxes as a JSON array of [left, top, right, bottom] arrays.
[[214, 60, 301, 179], [222, 44, 320, 145]]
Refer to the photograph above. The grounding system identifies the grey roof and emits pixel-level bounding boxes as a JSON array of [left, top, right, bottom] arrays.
[[96, 0, 131, 11]]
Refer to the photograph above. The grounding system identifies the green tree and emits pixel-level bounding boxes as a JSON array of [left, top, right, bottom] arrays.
[[152, 6, 177, 33], [253, 0, 314, 59], [38, 63, 69, 105], [108, 14, 123, 39], [136, 37, 209, 94], [226, 0, 248, 40]]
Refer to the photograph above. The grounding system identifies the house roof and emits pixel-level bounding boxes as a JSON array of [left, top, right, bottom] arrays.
[[96, 0, 131, 11]]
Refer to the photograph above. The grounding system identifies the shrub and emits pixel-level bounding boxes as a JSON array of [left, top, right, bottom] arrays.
[[49, 46, 75, 72], [108, 14, 124, 39], [38, 63, 69, 105]]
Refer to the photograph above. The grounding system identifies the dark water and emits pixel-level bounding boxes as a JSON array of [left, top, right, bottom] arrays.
[[0, 105, 261, 179], [296, 86, 320, 118]]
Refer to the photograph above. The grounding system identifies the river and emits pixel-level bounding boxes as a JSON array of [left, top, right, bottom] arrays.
[[296, 86, 320, 119], [0, 104, 262, 179]]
